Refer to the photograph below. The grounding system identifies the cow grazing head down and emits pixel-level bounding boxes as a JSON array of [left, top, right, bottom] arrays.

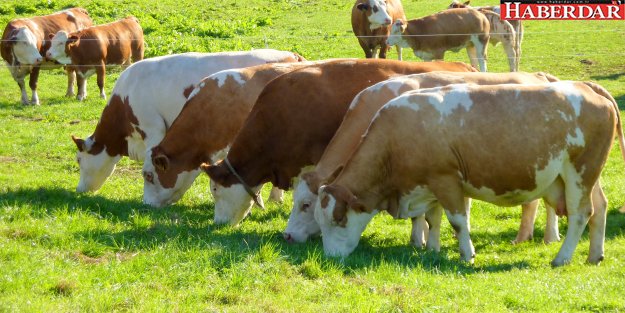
[[448, 0, 471, 9], [356, 0, 393, 30], [313, 184, 377, 257], [201, 162, 261, 225], [284, 173, 323, 243], [142, 147, 202, 208], [386, 19, 407, 47], [7, 27, 43, 66], [72, 135, 121, 192], [46, 31, 72, 64]]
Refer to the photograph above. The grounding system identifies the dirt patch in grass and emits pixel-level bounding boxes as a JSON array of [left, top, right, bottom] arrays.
[[0, 156, 22, 163], [71, 251, 139, 264], [50, 280, 78, 296]]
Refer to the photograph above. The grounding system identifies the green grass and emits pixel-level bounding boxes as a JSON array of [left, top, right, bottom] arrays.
[[1, 0, 625, 311]]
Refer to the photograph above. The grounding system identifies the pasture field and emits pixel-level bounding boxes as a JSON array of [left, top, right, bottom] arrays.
[[1, 0, 625, 311]]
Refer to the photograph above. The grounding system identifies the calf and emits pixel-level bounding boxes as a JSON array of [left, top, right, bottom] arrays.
[[1, 8, 92, 105], [143, 62, 320, 210], [351, 0, 406, 59], [387, 8, 490, 72], [449, 1, 523, 71], [314, 81, 623, 267], [71, 50, 305, 193], [201, 59, 476, 225], [47, 16, 144, 101], [286, 71, 561, 245]]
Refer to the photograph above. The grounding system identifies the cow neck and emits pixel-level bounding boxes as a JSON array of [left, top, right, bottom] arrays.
[[91, 94, 135, 157], [223, 158, 264, 209]]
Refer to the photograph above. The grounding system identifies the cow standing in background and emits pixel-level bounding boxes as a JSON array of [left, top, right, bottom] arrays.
[[1, 8, 92, 105], [47, 16, 144, 101], [352, 0, 406, 59], [387, 8, 490, 72]]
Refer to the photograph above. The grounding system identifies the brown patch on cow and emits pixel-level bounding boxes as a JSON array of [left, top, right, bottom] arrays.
[[182, 84, 195, 99], [134, 125, 146, 140], [320, 194, 330, 209], [89, 94, 136, 157], [302, 172, 323, 195], [324, 184, 370, 227]]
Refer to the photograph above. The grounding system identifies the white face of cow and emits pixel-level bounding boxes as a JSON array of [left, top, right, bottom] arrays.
[[46, 31, 71, 64], [314, 187, 377, 257], [9, 27, 43, 65], [386, 19, 408, 47], [75, 139, 121, 192], [212, 182, 259, 225], [284, 180, 320, 243], [142, 155, 201, 208], [360, 0, 393, 30]]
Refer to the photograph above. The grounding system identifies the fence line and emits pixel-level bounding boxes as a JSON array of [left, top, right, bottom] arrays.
[[0, 28, 624, 43]]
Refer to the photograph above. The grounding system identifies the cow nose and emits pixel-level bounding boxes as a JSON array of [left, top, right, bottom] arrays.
[[384, 18, 392, 25], [283, 232, 295, 243], [34, 57, 43, 65]]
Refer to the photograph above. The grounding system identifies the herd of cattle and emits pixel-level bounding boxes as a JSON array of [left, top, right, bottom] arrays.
[[2, 1, 624, 267]]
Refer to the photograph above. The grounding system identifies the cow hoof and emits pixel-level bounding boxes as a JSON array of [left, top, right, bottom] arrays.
[[77, 95, 86, 101], [511, 233, 532, 245], [587, 255, 604, 265], [65, 93, 75, 97], [543, 235, 561, 245], [550, 258, 570, 267]]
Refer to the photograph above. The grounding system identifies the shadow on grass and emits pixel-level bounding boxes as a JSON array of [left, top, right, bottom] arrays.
[[4, 186, 623, 275], [591, 72, 625, 81]]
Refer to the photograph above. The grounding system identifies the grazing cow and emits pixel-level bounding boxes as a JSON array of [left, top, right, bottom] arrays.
[[386, 8, 490, 72], [1, 8, 92, 105], [448, 0, 523, 71], [314, 81, 624, 267], [71, 50, 305, 193], [143, 62, 321, 210], [201, 59, 476, 225], [286, 71, 561, 245], [47, 16, 144, 101], [351, 0, 406, 59]]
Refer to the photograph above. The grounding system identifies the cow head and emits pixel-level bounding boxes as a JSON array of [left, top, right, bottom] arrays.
[[314, 184, 377, 257], [46, 31, 72, 64], [448, 0, 471, 9], [357, 0, 393, 30], [284, 173, 322, 243], [72, 135, 121, 192], [141, 146, 203, 208], [386, 19, 407, 47], [6, 27, 43, 66], [201, 161, 260, 225]]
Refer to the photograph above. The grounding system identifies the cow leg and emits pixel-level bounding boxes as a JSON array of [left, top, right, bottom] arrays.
[[425, 205, 443, 252], [359, 40, 374, 58], [410, 215, 428, 248], [268, 187, 284, 203], [470, 34, 488, 72], [502, 39, 517, 72], [587, 182, 607, 264], [28, 65, 41, 105], [66, 67, 76, 97], [465, 45, 479, 70], [378, 43, 388, 59], [16, 76, 29, 105], [551, 176, 593, 267], [543, 204, 560, 244], [76, 72, 87, 101], [372, 47, 380, 59], [96, 62, 107, 100], [432, 178, 474, 263], [513, 200, 538, 244], [395, 45, 402, 61], [515, 22, 523, 71]]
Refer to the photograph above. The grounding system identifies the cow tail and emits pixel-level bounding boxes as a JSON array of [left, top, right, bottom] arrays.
[[583, 81, 625, 213]]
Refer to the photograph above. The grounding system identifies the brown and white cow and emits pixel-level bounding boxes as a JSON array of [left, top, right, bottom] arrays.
[[142, 62, 323, 210], [314, 81, 624, 267], [448, 0, 523, 71], [47, 16, 144, 101], [351, 0, 406, 59], [286, 71, 562, 245], [1, 8, 92, 105], [71, 50, 305, 193], [201, 59, 476, 225], [387, 8, 490, 72]]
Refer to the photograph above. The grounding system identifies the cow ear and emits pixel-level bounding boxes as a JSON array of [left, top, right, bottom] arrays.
[[152, 153, 170, 172], [326, 165, 344, 185], [71, 135, 86, 152], [356, 3, 370, 11], [48, 33, 55, 40], [464, 0, 471, 5], [201, 161, 230, 184], [349, 198, 368, 213], [67, 35, 79, 45]]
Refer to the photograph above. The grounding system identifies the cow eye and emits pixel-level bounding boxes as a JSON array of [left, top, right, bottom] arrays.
[[372, 6, 379, 13], [301, 203, 310, 212], [143, 171, 154, 184]]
